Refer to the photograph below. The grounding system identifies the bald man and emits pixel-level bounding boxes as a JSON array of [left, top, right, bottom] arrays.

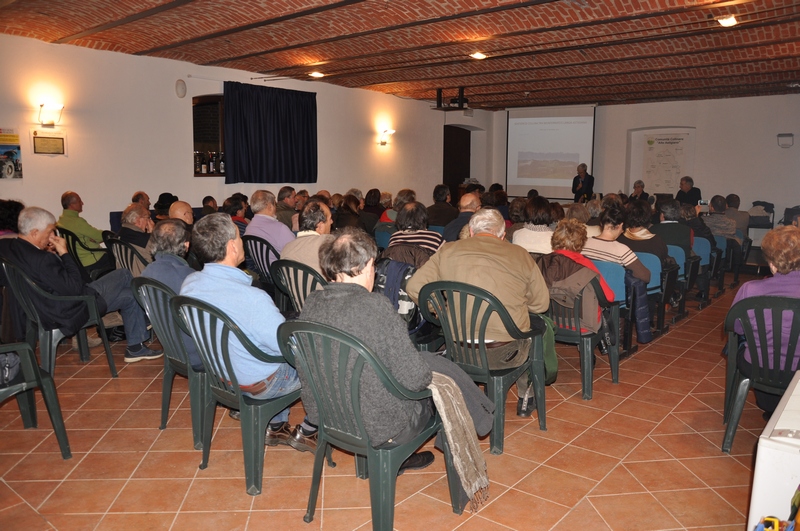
[[443, 192, 481, 242], [169, 201, 194, 226], [57, 191, 114, 274]]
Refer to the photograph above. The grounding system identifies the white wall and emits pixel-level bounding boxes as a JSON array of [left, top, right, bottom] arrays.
[[593, 96, 800, 222], [0, 34, 495, 228]]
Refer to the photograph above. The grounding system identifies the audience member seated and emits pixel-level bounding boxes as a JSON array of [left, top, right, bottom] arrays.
[[169, 200, 194, 228], [181, 213, 318, 451], [650, 199, 693, 257], [549, 202, 566, 229], [379, 191, 392, 210], [427, 184, 458, 227], [725, 193, 750, 235], [617, 200, 674, 266], [675, 176, 702, 206], [585, 199, 602, 227], [443, 192, 480, 243], [301, 227, 491, 479], [581, 205, 650, 283], [222, 196, 249, 237], [295, 189, 309, 212], [57, 191, 115, 275], [362, 188, 385, 217], [505, 197, 527, 242], [512, 196, 554, 256], [280, 200, 333, 275], [230, 192, 253, 220], [0, 199, 24, 239], [200, 195, 217, 217], [537, 219, 615, 336], [1, 207, 162, 363], [345, 188, 378, 234], [244, 190, 295, 260], [386, 201, 444, 260], [379, 189, 416, 223], [566, 203, 600, 238], [330, 193, 343, 214], [729, 225, 800, 418], [333, 194, 367, 232], [154, 192, 178, 221], [131, 191, 151, 211], [118, 203, 153, 253], [493, 188, 510, 221], [679, 204, 717, 251], [276, 186, 297, 230], [705, 194, 743, 274], [407, 208, 550, 417], [140, 219, 201, 370], [630, 180, 649, 202]]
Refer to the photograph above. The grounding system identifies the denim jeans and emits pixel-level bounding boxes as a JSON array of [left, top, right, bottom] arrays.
[[88, 269, 149, 345], [242, 363, 302, 424]]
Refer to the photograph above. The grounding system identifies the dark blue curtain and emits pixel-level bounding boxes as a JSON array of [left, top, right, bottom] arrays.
[[223, 81, 317, 184]]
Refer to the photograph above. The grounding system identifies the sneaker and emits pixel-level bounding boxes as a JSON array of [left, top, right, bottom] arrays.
[[265, 422, 292, 446], [70, 335, 102, 349], [288, 425, 317, 453], [516, 396, 536, 418], [124, 345, 164, 363], [228, 409, 241, 421], [398, 451, 434, 475]]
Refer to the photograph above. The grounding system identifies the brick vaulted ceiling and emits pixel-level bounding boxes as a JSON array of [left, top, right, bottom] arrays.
[[2, 0, 799, 110]]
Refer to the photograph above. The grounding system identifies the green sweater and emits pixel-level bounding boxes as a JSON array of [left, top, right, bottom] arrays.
[[57, 209, 105, 266]]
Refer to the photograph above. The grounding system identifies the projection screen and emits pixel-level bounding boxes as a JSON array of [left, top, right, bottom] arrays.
[[506, 106, 596, 200]]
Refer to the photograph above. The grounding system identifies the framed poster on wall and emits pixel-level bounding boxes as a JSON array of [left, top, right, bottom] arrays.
[[30, 128, 68, 156], [626, 127, 695, 197]]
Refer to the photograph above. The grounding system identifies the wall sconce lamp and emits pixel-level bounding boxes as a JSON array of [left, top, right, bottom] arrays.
[[38, 103, 64, 127], [379, 129, 395, 145], [778, 133, 794, 148]]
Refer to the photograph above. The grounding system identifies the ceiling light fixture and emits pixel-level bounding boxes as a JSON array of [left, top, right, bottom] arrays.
[[717, 14, 738, 27], [469, 52, 487, 60], [308, 72, 325, 78]]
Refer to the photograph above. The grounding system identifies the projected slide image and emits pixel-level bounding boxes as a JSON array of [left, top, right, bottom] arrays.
[[517, 151, 578, 180]]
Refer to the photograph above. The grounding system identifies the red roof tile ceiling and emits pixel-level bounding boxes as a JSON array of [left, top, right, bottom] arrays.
[[2, 0, 799, 110]]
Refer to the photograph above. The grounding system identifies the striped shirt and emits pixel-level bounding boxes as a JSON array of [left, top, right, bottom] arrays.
[[388, 230, 444, 254], [581, 237, 638, 267]]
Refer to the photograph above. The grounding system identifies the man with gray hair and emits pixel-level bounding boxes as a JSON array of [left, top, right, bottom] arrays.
[[0, 206, 162, 362], [407, 208, 550, 417], [181, 213, 317, 451], [244, 190, 296, 261], [141, 219, 201, 370], [118, 203, 154, 255]]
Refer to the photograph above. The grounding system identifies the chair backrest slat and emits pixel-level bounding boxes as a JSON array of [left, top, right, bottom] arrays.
[[242, 235, 280, 281], [270, 259, 327, 312], [107, 237, 149, 274]]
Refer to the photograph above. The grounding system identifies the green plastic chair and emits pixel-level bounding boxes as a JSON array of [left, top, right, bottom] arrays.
[[241, 234, 289, 311], [57, 226, 113, 283], [106, 236, 150, 275], [0, 341, 71, 458], [170, 295, 301, 496], [0, 259, 117, 378], [131, 277, 209, 450], [269, 259, 327, 312], [277, 320, 461, 530], [722, 296, 800, 452], [546, 276, 619, 400], [418, 281, 547, 454]]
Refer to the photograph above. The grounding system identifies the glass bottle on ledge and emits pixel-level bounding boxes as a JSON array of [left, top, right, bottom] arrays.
[[208, 151, 218, 174], [194, 151, 203, 174], [219, 152, 225, 174]]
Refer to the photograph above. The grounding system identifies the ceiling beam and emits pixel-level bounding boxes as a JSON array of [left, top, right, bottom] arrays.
[[52, 0, 194, 44]]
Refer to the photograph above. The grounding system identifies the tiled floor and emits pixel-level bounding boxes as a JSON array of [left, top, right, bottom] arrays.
[[0, 281, 764, 530]]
